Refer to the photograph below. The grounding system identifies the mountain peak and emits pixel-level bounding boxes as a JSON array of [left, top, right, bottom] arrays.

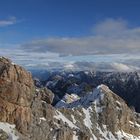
[[55, 84, 110, 108], [0, 57, 139, 140], [55, 84, 140, 139]]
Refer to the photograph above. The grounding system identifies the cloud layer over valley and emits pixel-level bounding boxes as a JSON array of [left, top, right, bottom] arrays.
[[1, 18, 140, 71]]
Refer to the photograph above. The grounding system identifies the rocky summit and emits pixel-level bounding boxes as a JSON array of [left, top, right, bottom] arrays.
[[0, 57, 140, 140]]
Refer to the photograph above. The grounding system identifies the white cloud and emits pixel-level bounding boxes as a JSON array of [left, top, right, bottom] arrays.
[[1, 45, 140, 71], [92, 18, 127, 35], [0, 16, 17, 27], [0, 46, 61, 68], [21, 18, 140, 56], [110, 63, 139, 72], [1, 18, 140, 70]]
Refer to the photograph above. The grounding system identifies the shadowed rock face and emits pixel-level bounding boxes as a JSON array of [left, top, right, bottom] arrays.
[[0, 57, 34, 134]]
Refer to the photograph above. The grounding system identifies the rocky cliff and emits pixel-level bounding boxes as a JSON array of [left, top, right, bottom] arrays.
[[0, 57, 34, 134], [54, 85, 140, 139], [0, 57, 140, 140]]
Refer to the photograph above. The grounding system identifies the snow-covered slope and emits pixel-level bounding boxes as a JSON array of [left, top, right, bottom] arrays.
[[54, 84, 140, 140], [0, 122, 19, 140], [55, 84, 106, 108], [38, 70, 140, 113]]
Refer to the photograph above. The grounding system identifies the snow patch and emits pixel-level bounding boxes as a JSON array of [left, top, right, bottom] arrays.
[[35, 88, 40, 92], [11, 62, 16, 65], [52, 132, 57, 140], [129, 121, 140, 129], [73, 131, 78, 140], [40, 117, 46, 121], [82, 107, 98, 140], [38, 117, 47, 124], [71, 115, 77, 124], [116, 100, 121, 106], [0, 122, 19, 140], [116, 130, 140, 140], [54, 110, 79, 129], [82, 107, 92, 129], [56, 84, 105, 109], [135, 122, 140, 128]]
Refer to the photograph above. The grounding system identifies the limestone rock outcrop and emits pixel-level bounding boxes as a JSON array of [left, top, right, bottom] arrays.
[[0, 57, 34, 134]]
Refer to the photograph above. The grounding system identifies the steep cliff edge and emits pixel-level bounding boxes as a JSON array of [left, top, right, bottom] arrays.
[[0, 57, 34, 134]]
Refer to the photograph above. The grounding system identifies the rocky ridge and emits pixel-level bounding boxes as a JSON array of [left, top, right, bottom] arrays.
[[36, 70, 140, 112], [0, 57, 140, 140], [55, 84, 140, 139]]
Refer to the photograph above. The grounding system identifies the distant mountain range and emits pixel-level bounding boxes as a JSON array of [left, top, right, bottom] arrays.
[[0, 57, 140, 140], [33, 70, 140, 113]]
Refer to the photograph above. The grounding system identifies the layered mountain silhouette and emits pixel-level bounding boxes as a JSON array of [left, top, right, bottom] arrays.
[[0, 57, 140, 140], [33, 70, 140, 112]]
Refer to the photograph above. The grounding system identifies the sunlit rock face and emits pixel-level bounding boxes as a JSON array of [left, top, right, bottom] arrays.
[[0, 57, 34, 134]]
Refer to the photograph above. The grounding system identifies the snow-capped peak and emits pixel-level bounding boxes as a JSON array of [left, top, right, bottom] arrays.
[[55, 84, 106, 108], [62, 93, 80, 103], [97, 84, 111, 93]]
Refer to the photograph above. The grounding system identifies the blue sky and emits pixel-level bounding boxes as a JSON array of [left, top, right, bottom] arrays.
[[1, 0, 140, 71], [1, 0, 140, 43]]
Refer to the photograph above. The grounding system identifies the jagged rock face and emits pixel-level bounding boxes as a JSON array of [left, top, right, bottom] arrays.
[[54, 85, 140, 140], [0, 58, 139, 140], [25, 83, 140, 140], [0, 57, 34, 134], [96, 85, 140, 136]]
